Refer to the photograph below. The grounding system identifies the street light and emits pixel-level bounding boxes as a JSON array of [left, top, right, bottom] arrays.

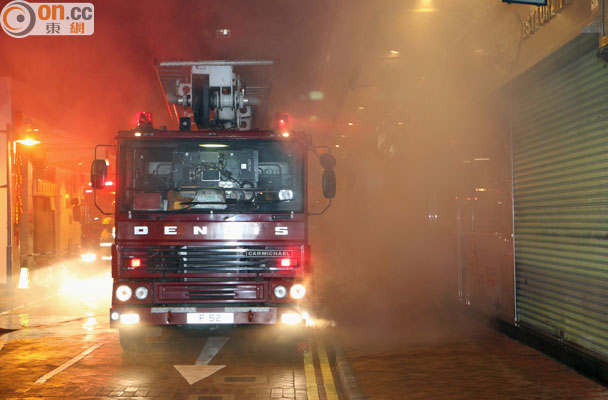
[[1, 124, 14, 287], [15, 138, 40, 146], [1, 123, 40, 287]]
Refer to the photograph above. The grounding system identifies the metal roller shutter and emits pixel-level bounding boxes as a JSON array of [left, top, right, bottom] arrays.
[[512, 34, 608, 358]]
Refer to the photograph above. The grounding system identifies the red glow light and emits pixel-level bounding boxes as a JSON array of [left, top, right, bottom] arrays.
[[130, 258, 141, 268], [466, 197, 471, 201], [136, 111, 153, 128], [280, 258, 291, 267], [274, 112, 291, 134]]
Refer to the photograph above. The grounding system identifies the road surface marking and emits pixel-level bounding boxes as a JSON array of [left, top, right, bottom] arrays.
[[303, 343, 320, 400], [35, 343, 103, 384], [0, 304, 25, 315], [196, 336, 229, 364], [174, 336, 229, 385], [174, 364, 225, 385], [0, 294, 58, 316], [316, 338, 339, 400]]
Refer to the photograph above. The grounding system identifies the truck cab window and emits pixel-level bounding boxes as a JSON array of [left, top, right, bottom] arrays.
[[120, 139, 303, 214]]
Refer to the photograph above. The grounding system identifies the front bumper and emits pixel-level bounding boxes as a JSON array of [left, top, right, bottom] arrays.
[[110, 305, 306, 328]]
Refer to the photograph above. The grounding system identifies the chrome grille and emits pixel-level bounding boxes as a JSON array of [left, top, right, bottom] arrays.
[[122, 245, 298, 273]]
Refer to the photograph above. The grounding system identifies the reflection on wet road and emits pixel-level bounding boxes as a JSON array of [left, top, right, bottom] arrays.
[[0, 267, 113, 343], [3, 261, 605, 399], [0, 263, 337, 399]]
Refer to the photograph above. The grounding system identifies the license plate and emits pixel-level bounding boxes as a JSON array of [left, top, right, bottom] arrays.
[[186, 312, 234, 324]]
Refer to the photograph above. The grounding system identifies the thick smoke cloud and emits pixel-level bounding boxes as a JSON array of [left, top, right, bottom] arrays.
[[0, 0, 332, 149]]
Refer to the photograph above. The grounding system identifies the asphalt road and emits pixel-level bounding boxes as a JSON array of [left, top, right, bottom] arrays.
[[1, 264, 606, 400], [0, 268, 340, 400]]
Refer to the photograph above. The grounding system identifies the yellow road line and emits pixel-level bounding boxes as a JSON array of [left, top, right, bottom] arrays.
[[303, 345, 320, 400], [316, 338, 339, 400]]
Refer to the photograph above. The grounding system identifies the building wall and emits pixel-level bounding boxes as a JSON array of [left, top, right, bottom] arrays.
[[0, 78, 9, 284], [446, 0, 601, 324]]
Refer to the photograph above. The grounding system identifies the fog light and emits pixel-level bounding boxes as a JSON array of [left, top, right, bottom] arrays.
[[116, 285, 132, 302], [278, 189, 294, 201], [290, 284, 306, 299], [135, 286, 149, 300], [274, 285, 287, 299], [281, 312, 302, 325], [120, 313, 139, 325], [81, 253, 97, 262], [110, 312, 119, 321]]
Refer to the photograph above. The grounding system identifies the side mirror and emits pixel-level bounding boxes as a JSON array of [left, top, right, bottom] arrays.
[[320, 153, 336, 170], [90, 160, 107, 189], [322, 169, 336, 199], [73, 204, 81, 223]]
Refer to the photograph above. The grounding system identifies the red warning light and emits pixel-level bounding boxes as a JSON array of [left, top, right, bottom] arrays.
[[274, 112, 291, 135], [280, 258, 291, 267], [466, 197, 471, 201], [136, 111, 153, 128], [130, 258, 142, 268]]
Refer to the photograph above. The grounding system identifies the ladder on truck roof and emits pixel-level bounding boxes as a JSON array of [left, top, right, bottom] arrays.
[[155, 60, 273, 131]]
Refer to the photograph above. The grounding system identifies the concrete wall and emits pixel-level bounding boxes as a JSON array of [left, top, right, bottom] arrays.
[[0, 78, 10, 285]]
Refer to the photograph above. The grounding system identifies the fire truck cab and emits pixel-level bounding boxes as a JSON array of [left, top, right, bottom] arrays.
[[91, 61, 336, 350]]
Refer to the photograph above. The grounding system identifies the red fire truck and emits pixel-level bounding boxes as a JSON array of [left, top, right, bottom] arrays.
[[90, 61, 336, 350]]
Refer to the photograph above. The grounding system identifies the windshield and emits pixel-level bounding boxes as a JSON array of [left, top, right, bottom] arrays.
[[119, 139, 304, 214]]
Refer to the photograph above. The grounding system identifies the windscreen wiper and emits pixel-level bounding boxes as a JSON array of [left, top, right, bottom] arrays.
[[152, 204, 196, 220], [179, 201, 227, 205]]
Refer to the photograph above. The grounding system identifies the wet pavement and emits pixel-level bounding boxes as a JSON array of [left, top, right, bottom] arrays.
[[0, 327, 326, 399], [0, 264, 340, 400], [1, 263, 606, 399], [341, 318, 608, 400]]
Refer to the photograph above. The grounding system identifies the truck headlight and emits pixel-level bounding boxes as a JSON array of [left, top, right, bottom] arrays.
[[290, 284, 306, 299], [274, 285, 287, 299], [120, 313, 139, 325], [134, 286, 149, 300], [281, 312, 302, 325], [278, 190, 294, 201], [116, 285, 132, 302]]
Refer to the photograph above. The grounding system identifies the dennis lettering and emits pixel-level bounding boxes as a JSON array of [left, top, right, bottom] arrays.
[[133, 226, 209, 236]]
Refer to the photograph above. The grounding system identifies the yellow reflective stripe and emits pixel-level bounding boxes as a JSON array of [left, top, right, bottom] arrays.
[[304, 347, 320, 400], [316, 338, 339, 400]]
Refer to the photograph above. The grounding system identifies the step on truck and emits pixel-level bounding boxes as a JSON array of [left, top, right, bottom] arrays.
[[90, 61, 336, 350]]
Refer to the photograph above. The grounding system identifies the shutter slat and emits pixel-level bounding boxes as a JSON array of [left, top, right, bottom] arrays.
[[512, 38, 608, 358]]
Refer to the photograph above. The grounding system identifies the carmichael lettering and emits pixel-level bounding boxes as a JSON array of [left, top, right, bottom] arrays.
[[246, 250, 293, 257]]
